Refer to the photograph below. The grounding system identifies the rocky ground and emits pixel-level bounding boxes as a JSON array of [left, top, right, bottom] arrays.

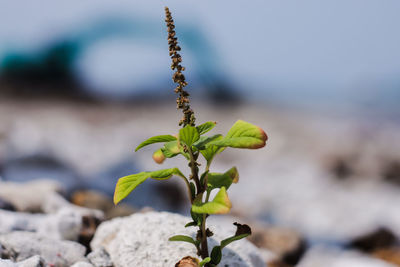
[[1, 98, 400, 266]]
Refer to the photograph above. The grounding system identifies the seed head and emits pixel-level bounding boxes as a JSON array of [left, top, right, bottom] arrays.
[[165, 7, 195, 127]]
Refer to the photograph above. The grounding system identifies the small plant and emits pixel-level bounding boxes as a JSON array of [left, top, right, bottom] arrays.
[[113, 7, 268, 267]]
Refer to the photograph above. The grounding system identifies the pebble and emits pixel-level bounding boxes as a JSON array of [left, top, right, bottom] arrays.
[[0, 179, 62, 212], [0, 231, 87, 267]]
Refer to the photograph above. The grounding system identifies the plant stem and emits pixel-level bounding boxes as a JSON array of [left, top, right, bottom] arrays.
[[200, 213, 209, 259], [186, 146, 209, 260], [187, 146, 201, 193]]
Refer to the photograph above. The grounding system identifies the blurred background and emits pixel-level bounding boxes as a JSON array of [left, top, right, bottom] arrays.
[[1, 1, 400, 266]]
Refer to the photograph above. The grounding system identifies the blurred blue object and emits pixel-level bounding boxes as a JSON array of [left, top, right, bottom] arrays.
[[0, 15, 237, 102]]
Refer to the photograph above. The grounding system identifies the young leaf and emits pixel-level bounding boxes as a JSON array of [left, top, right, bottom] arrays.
[[191, 187, 232, 214], [207, 120, 267, 149], [207, 167, 239, 191], [135, 135, 177, 151], [161, 140, 181, 158], [179, 125, 200, 147], [150, 168, 184, 180], [210, 246, 222, 265], [113, 172, 149, 205], [220, 222, 252, 249], [152, 149, 166, 164], [200, 135, 224, 163], [193, 134, 222, 150], [199, 257, 211, 267], [196, 121, 216, 135], [114, 168, 183, 204], [169, 235, 199, 246]]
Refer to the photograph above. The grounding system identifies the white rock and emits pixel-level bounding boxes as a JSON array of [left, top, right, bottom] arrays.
[[87, 248, 112, 267], [17, 255, 45, 267], [297, 246, 396, 267], [0, 180, 62, 212], [42, 192, 104, 220], [0, 259, 16, 267], [91, 211, 266, 267], [0, 210, 43, 234], [0, 231, 87, 267], [0, 209, 81, 241], [71, 262, 95, 267], [0, 190, 104, 242]]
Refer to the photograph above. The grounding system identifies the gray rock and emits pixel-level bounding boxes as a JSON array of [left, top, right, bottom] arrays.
[[0, 231, 86, 267], [87, 248, 113, 267], [0, 180, 62, 212], [0, 197, 16, 211], [91, 211, 266, 267], [70, 262, 95, 267]]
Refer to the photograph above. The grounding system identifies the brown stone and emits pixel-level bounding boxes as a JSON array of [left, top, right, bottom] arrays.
[[248, 226, 306, 266], [348, 227, 397, 252], [268, 260, 294, 267], [175, 256, 199, 267], [71, 190, 135, 220], [373, 247, 400, 266]]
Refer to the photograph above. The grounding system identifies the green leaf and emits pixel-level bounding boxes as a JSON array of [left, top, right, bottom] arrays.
[[193, 134, 222, 150], [196, 121, 216, 135], [190, 209, 203, 226], [184, 221, 197, 228], [179, 125, 200, 147], [207, 167, 239, 191], [208, 120, 267, 149], [135, 135, 177, 151], [189, 182, 196, 199], [150, 168, 183, 180], [199, 257, 211, 267], [220, 223, 252, 249], [200, 135, 224, 163], [168, 235, 199, 246], [210, 246, 222, 265], [152, 149, 165, 164], [192, 187, 231, 214], [199, 170, 209, 186], [161, 141, 181, 158], [113, 168, 183, 204]]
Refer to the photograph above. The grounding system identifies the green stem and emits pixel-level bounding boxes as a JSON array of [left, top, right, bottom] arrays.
[[186, 145, 209, 259], [205, 190, 211, 202], [187, 146, 201, 193], [200, 213, 209, 259]]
